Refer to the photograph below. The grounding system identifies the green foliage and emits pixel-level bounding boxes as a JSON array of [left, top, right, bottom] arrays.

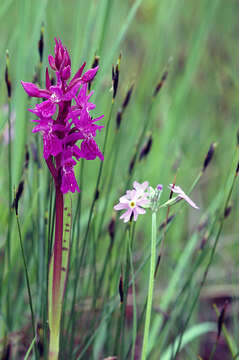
[[0, 0, 238, 359]]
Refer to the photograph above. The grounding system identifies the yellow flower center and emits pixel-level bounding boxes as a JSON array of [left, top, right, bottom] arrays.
[[130, 201, 135, 208]]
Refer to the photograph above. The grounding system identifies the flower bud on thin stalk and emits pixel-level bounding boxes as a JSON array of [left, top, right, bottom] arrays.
[[153, 69, 168, 98], [209, 301, 229, 360], [118, 274, 124, 304], [88, 55, 100, 91], [24, 145, 30, 170], [115, 84, 134, 131], [202, 142, 217, 172], [139, 135, 153, 161], [108, 216, 116, 243], [158, 214, 175, 231], [38, 24, 44, 64], [153, 57, 172, 99], [21, 38, 104, 359], [12, 181, 24, 216], [5, 51, 11, 99], [126, 64, 170, 185], [5, 50, 15, 335], [112, 54, 121, 102]]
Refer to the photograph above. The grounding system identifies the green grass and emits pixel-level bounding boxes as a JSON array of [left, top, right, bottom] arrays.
[[0, 0, 239, 359]]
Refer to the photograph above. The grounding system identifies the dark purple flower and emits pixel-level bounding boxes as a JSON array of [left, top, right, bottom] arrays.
[[48, 38, 71, 77], [74, 84, 96, 113], [69, 109, 104, 137], [78, 137, 104, 161], [21, 75, 80, 118], [60, 149, 80, 194], [21, 38, 104, 194], [61, 165, 80, 194], [32, 118, 62, 159]]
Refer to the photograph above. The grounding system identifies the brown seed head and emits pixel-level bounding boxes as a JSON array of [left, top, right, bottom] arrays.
[[38, 25, 44, 63], [5, 51, 11, 98], [203, 142, 217, 172]]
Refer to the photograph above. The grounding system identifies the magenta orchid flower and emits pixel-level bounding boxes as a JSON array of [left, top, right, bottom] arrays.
[[32, 118, 63, 159], [21, 37, 104, 194], [168, 184, 199, 209], [21, 37, 105, 360]]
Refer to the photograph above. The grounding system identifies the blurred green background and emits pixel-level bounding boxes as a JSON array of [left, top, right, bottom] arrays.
[[0, 0, 239, 358], [0, 0, 238, 196]]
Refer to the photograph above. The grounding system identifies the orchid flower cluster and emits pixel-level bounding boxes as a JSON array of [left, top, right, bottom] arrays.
[[114, 181, 199, 223], [21, 38, 104, 194]]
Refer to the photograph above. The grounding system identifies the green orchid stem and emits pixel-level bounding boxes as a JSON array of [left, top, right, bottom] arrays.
[[141, 211, 157, 360]]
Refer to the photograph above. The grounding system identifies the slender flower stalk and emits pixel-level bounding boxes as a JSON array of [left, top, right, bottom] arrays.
[[114, 181, 199, 359], [141, 211, 157, 360], [5, 51, 13, 331], [22, 38, 104, 359]]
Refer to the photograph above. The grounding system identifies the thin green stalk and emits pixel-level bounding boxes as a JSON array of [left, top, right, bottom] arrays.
[[208, 341, 218, 360], [83, 99, 114, 247], [92, 136, 121, 295], [96, 130, 121, 238], [24, 336, 37, 360], [148, 169, 212, 352], [172, 158, 239, 360], [16, 214, 37, 358], [125, 87, 164, 191], [67, 100, 114, 354], [114, 221, 132, 358], [94, 0, 144, 98], [6, 99, 13, 330], [7, 101, 12, 208], [141, 211, 157, 360], [213, 304, 238, 357], [97, 0, 113, 57], [128, 232, 137, 360], [74, 218, 169, 358]]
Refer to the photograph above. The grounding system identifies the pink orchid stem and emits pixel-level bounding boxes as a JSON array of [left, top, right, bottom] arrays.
[[49, 178, 72, 360], [53, 185, 63, 309], [49, 184, 63, 360], [46, 157, 57, 182]]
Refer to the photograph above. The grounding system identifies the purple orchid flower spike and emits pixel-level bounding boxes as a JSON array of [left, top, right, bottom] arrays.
[[168, 184, 199, 209], [21, 37, 104, 194], [60, 149, 80, 194], [32, 118, 62, 159], [21, 37, 105, 360], [21, 73, 81, 118]]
